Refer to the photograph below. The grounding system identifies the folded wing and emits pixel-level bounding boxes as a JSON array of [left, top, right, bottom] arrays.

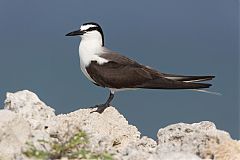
[[86, 53, 214, 89]]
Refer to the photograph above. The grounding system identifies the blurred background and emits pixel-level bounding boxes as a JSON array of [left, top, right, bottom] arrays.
[[0, 0, 239, 139]]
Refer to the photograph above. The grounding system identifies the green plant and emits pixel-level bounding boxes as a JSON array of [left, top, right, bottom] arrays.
[[23, 130, 113, 160]]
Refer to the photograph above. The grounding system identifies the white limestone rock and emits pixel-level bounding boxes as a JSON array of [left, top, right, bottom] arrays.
[[2, 90, 56, 159], [47, 107, 141, 152], [157, 121, 232, 159], [4, 90, 55, 130], [0, 110, 31, 160], [0, 90, 239, 160], [157, 152, 202, 160]]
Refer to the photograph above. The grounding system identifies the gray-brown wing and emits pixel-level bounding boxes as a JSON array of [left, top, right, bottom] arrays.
[[86, 60, 155, 88], [86, 60, 212, 89], [100, 52, 164, 77], [100, 52, 141, 66]]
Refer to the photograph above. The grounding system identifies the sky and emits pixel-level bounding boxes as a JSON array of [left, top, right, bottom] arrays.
[[0, 0, 239, 139]]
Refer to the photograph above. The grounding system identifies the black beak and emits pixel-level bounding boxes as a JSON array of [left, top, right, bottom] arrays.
[[65, 29, 85, 36]]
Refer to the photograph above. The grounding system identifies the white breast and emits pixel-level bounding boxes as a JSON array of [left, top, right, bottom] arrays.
[[80, 58, 95, 83], [78, 38, 108, 83]]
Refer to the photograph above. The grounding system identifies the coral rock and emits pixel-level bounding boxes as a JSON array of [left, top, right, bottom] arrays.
[[0, 90, 239, 160]]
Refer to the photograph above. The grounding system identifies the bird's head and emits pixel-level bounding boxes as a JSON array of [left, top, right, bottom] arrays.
[[66, 22, 104, 46]]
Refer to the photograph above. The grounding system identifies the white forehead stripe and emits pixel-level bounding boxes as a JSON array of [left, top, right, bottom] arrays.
[[80, 24, 97, 31]]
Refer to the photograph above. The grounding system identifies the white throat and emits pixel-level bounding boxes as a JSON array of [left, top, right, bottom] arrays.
[[79, 37, 108, 66]]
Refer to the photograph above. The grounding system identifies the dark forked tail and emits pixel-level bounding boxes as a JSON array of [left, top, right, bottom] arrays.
[[135, 76, 214, 89]]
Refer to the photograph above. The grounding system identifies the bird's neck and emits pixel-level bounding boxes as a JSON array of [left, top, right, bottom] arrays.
[[79, 38, 106, 67], [79, 38, 103, 53]]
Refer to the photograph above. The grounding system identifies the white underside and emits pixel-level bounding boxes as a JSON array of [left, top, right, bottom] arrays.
[[79, 35, 110, 84], [80, 60, 95, 83], [79, 52, 109, 84], [110, 88, 138, 93]]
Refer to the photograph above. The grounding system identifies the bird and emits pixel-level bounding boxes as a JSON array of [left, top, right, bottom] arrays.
[[65, 22, 215, 113]]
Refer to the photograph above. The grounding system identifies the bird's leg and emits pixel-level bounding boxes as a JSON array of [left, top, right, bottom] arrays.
[[90, 91, 114, 113]]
